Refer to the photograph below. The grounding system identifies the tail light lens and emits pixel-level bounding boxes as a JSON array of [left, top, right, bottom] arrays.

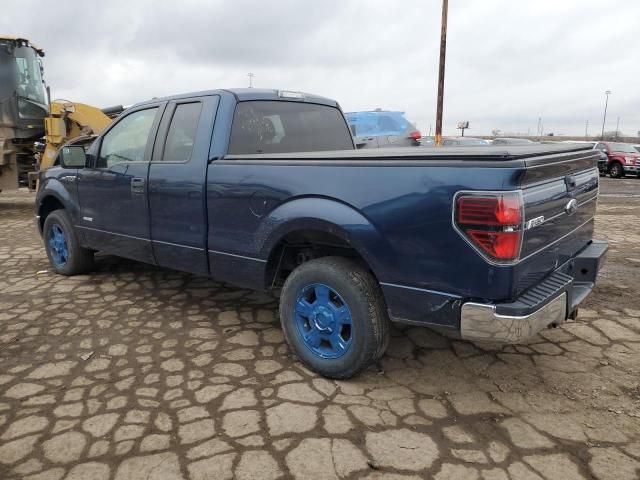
[[455, 192, 523, 262], [409, 131, 422, 141]]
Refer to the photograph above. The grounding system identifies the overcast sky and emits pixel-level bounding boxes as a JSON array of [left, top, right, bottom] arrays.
[[2, 0, 639, 136]]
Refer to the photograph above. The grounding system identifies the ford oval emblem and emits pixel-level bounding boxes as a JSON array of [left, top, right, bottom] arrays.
[[565, 198, 578, 215]]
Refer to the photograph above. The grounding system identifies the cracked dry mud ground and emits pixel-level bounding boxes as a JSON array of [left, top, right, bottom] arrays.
[[0, 177, 639, 480]]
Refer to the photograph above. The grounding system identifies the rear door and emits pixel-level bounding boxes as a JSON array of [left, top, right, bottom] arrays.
[[353, 134, 379, 149], [147, 95, 219, 275], [375, 113, 404, 148], [345, 113, 379, 149], [77, 105, 164, 263]]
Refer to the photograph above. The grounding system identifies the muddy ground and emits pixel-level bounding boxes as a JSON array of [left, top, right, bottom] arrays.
[[0, 177, 638, 480]]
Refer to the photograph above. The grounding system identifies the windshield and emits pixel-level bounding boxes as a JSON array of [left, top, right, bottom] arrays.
[[609, 143, 637, 154], [14, 45, 46, 105]]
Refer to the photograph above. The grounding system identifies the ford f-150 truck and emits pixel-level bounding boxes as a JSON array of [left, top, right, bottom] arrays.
[[35, 88, 608, 379], [594, 141, 640, 178]]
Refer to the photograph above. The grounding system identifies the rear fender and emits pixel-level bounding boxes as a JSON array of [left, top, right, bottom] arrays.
[[258, 197, 389, 278]]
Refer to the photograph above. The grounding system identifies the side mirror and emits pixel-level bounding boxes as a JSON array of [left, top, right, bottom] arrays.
[[59, 145, 87, 168]]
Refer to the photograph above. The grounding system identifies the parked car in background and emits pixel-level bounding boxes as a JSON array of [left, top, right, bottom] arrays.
[[594, 141, 639, 178], [442, 137, 489, 146], [345, 110, 421, 149], [492, 138, 537, 145]]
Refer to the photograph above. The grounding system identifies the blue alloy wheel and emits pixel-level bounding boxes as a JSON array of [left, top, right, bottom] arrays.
[[294, 283, 353, 359], [48, 223, 69, 267]]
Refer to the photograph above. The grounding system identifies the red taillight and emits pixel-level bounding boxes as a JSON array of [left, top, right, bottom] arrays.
[[466, 230, 521, 260], [409, 131, 422, 141], [457, 196, 521, 226], [455, 193, 523, 261]]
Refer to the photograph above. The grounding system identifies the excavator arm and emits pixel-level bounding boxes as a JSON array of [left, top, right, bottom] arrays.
[[40, 100, 116, 169]]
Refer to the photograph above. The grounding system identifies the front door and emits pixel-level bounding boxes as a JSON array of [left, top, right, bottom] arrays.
[[147, 95, 218, 275], [77, 105, 164, 263]]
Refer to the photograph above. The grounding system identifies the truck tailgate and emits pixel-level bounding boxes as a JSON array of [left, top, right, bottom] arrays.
[[514, 148, 600, 296]]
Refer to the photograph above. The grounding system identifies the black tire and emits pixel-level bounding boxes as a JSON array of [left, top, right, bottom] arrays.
[[609, 162, 624, 178], [43, 209, 94, 275], [279, 256, 389, 379]]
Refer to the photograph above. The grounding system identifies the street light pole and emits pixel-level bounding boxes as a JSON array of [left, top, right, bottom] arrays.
[[247, 73, 255, 88], [435, 0, 448, 146], [600, 90, 611, 140]]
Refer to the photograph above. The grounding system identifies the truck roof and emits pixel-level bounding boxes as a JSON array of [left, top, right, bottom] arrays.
[[132, 88, 340, 109]]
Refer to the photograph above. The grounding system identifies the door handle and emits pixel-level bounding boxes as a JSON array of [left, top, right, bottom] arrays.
[[131, 177, 145, 194]]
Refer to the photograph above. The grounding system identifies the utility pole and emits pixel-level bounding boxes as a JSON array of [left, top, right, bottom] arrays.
[[600, 90, 611, 139], [435, 0, 448, 146], [537, 117, 542, 137], [615, 117, 620, 138], [247, 73, 255, 88], [585, 120, 589, 138]]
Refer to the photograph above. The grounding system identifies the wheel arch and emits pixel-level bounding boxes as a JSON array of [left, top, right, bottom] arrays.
[[37, 192, 67, 234], [259, 197, 389, 289], [608, 160, 624, 177]]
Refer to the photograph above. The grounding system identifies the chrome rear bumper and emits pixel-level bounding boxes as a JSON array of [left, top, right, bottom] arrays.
[[460, 292, 567, 343]]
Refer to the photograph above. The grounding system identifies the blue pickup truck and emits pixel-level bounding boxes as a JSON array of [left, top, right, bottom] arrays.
[[35, 88, 608, 379]]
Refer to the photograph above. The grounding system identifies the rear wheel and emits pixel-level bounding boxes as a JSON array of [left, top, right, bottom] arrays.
[[43, 210, 94, 275], [609, 162, 624, 178], [279, 257, 389, 379]]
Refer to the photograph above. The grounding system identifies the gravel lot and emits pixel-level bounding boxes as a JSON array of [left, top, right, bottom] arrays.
[[1, 177, 639, 480]]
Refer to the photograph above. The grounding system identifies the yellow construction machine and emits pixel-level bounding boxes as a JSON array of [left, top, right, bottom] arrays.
[[0, 36, 119, 192], [40, 101, 117, 170]]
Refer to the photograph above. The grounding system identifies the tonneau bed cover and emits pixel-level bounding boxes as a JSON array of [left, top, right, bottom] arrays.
[[225, 144, 594, 161]]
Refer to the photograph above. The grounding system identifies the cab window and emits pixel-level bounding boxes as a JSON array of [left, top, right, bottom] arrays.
[[97, 108, 158, 168], [228, 101, 353, 154], [161, 102, 202, 162]]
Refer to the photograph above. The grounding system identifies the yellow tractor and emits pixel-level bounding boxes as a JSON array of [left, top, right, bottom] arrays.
[[0, 36, 118, 192]]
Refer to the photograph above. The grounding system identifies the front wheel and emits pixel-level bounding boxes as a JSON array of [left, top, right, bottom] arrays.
[[279, 257, 389, 379], [43, 210, 94, 275], [609, 162, 624, 178]]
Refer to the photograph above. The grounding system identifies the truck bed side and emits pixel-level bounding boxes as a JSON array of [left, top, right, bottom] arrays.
[[207, 145, 599, 330]]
